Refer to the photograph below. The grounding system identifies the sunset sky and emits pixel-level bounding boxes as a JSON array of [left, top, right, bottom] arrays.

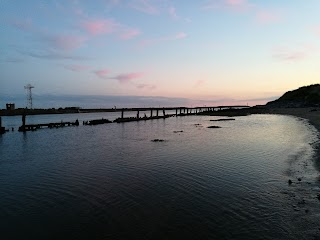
[[1, 0, 320, 107]]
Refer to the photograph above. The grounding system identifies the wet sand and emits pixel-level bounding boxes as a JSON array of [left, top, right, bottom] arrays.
[[268, 107, 320, 133], [268, 108, 320, 239]]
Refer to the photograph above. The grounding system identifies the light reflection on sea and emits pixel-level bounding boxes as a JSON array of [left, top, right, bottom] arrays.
[[0, 114, 319, 239]]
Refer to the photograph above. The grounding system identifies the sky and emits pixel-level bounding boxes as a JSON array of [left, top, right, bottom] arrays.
[[1, 0, 320, 108]]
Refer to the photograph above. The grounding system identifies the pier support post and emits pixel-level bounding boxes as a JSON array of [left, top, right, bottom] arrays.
[[121, 109, 124, 119], [163, 108, 165, 116], [180, 108, 182, 114], [137, 110, 140, 118], [156, 109, 159, 117], [22, 113, 26, 127], [0, 117, 4, 134], [150, 109, 153, 117], [176, 109, 178, 116]]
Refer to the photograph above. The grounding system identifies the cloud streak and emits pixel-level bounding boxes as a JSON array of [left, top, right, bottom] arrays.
[[11, 18, 33, 31], [111, 72, 145, 84], [139, 32, 187, 48], [272, 45, 314, 62], [43, 34, 87, 51], [94, 69, 111, 79], [136, 83, 156, 90], [119, 28, 141, 40], [94, 70, 153, 89], [129, 0, 158, 15], [19, 50, 88, 60], [64, 64, 91, 72]]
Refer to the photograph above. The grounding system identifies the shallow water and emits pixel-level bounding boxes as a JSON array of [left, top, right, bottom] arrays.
[[0, 114, 319, 239]]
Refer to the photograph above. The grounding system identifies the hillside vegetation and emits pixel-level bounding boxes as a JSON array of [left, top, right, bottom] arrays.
[[267, 84, 320, 107]]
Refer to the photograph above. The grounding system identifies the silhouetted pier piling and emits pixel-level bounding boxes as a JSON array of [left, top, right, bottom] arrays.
[[83, 118, 112, 125], [0, 117, 6, 134], [18, 114, 79, 132]]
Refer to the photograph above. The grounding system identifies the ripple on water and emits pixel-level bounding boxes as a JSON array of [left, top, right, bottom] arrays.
[[0, 114, 319, 239]]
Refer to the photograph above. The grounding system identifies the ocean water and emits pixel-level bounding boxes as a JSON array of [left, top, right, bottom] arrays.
[[0, 113, 319, 240]]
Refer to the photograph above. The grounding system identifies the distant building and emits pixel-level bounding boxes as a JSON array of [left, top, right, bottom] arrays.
[[6, 103, 15, 111]]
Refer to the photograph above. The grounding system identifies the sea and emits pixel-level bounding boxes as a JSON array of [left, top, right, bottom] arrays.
[[0, 112, 319, 240]]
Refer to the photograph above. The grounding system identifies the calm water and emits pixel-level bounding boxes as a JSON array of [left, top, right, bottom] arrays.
[[0, 113, 319, 239]]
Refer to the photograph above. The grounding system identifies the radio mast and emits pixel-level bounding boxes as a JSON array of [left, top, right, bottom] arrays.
[[24, 84, 35, 109]]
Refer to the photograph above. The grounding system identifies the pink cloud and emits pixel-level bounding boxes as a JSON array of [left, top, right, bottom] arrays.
[[256, 10, 281, 24], [94, 69, 111, 78], [113, 72, 145, 84], [64, 64, 91, 72], [129, 0, 158, 15], [81, 19, 117, 35]]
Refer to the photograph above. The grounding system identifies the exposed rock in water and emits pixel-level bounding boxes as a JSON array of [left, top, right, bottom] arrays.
[[151, 139, 165, 142], [210, 118, 236, 121], [288, 179, 293, 185], [173, 130, 183, 133], [207, 126, 221, 129]]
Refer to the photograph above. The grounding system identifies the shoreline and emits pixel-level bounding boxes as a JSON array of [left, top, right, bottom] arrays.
[[267, 107, 320, 134], [267, 108, 320, 239], [268, 107, 320, 167]]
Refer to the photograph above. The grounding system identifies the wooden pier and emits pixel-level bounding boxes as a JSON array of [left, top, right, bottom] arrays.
[[18, 114, 79, 132], [2, 105, 250, 133], [83, 118, 112, 125]]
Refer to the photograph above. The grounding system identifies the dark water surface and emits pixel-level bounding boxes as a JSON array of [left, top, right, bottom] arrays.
[[0, 114, 319, 239]]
